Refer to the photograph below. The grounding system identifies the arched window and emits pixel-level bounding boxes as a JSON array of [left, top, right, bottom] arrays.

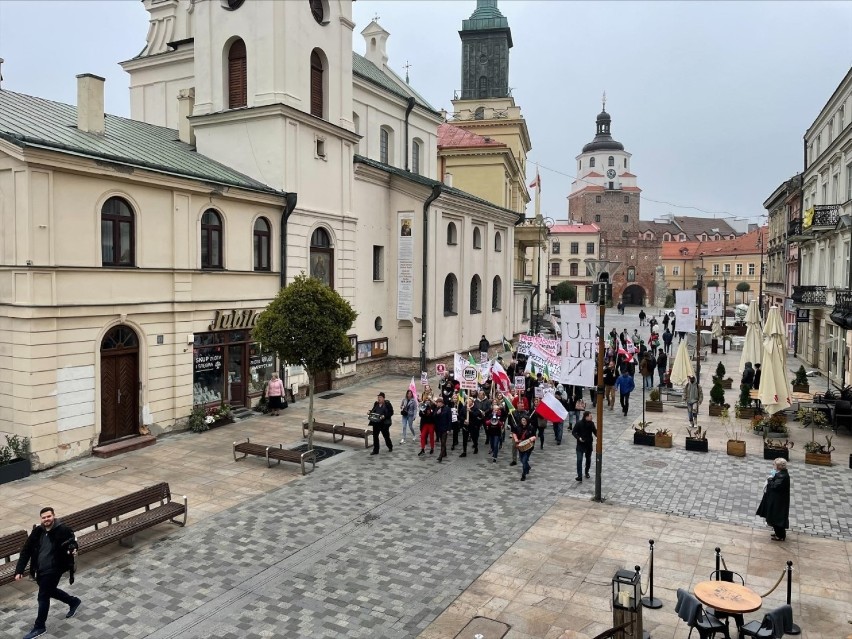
[[309, 227, 333, 287], [380, 126, 393, 164], [227, 39, 247, 109], [570, 262, 578, 277], [470, 275, 481, 313], [472, 226, 482, 249], [447, 222, 458, 245], [492, 275, 502, 311], [101, 196, 135, 267], [310, 49, 325, 119], [494, 231, 503, 252], [589, 157, 595, 168], [474, 106, 485, 120], [253, 217, 271, 271], [412, 139, 422, 175], [309, 0, 326, 24], [444, 273, 458, 314], [201, 209, 223, 269], [478, 76, 488, 98], [608, 156, 615, 167]]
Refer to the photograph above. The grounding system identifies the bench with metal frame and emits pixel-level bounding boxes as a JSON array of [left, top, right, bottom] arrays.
[[0, 530, 28, 586], [233, 438, 316, 475], [302, 419, 371, 448]]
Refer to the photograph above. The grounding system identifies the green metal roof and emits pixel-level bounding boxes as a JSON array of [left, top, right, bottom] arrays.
[[0, 89, 283, 196], [354, 154, 522, 223], [352, 53, 439, 114], [462, 0, 510, 31]]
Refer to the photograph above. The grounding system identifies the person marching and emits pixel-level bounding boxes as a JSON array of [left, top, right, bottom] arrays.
[[655, 348, 668, 388], [434, 396, 452, 463], [486, 402, 504, 463], [532, 397, 548, 449], [603, 362, 617, 410], [399, 388, 418, 444], [368, 392, 394, 455], [417, 397, 436, 457], [460, 394, 478, 456], [614, 368, 635, 416], [572, 410, 597, 482], [511, 414, 536, 481]]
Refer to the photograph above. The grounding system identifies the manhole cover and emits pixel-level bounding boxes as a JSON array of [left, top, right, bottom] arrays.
[[81, 465, 127, 478], [643, 460, 667, 468], [454, 616, 510, 638], [319, 392, 344, 400], [291, 444, 346, 462]]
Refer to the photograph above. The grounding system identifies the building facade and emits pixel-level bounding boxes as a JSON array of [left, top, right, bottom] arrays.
[[547, 223, 601, 303], [763, 174, 802, 333]]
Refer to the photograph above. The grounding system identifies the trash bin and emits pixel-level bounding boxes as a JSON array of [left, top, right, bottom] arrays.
[[711, 338, 718, 354], [612, 567, 644, 639]]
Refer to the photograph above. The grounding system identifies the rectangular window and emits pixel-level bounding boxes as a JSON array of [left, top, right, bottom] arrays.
[[595, 195, 602, 203], [624, 196, 630, 204], [736, 264, 743, 276], [552, 242, 560, 255], [585, 263, 593, 277], [623, 215, 628, 223], [551, 262, 560, 276], [713, 264, 720, 276], [570, 242, 579, 254], [412, 141, 421, 175], [673, 266, 680, 276], [748, 263, 755, 276], [586, 242, 595, 254], [847, 163, 852, 202], [570, 263, 578, 276], [380, 129, 389, 164], [372, 246, 384, 281], [724, 263, 731, 274], [595, 214, 601, 222]]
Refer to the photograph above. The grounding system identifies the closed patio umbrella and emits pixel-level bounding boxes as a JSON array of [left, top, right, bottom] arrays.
[[670, 339, 695, 386], [711, 317, 723, 338], [739, 300, 763, 372], [759, 306, 792, 415]]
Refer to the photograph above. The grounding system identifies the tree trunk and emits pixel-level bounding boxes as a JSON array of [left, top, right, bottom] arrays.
[[307, 372, 315, 451]]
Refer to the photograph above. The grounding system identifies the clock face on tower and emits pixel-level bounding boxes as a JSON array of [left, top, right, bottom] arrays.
[[606, 169, 616, 179]]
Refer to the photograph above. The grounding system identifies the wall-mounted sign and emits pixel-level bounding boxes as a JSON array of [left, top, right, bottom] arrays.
[[796, 309, 810, 323], [209, 309, 262, 331]]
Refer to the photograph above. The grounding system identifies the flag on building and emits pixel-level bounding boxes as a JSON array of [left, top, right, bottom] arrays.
[[528, 170, 541, 191], [535, 392, 568, 422]]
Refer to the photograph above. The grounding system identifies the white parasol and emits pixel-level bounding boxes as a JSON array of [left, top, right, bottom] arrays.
[[739, 299, 763, 372], [670, 339, 695, 386], [758, 306, 792, 415], [711, 317, 723, 339]]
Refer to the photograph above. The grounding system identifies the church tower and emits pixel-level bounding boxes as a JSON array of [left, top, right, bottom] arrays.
[[459, 0, 512, 100]]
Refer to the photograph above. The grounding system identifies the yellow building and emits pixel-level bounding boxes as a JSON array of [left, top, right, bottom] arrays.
[[548, 223, 601, 303]]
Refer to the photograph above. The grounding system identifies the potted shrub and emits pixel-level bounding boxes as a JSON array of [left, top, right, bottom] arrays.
[[0, 435, 31, 485], [792, 365, 810, 394], [735, 384, 756, 419], [713, 362, 733, 389], [685, 424, 709, 452], [804, 435, 835, 466], [633, 422, 656, 446], [764, 438, 793, 461], [708, 380, 728, 417], [764, 414, 789, 439], [721, 408, 746, 457], [188, 403, 234, 433], [655, 428, 672, 448], [645, 387, 664, 413]]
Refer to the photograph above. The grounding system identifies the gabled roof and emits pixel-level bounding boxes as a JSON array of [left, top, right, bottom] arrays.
[[671, 216, 737, 239], [661, 241, 703, 259], [0, 89, 281, 195], [438, 122, 506, 149], [352, 52, 438, 114], [695, 227, 766, 257], [550, 223, 599, 234]]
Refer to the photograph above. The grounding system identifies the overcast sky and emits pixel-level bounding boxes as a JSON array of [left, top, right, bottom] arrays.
[[1, 0, 851, 227]]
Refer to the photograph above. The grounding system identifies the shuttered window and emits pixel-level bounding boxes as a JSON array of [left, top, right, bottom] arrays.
[[310, 50, 324, 118], [228, 39, 247, 109]]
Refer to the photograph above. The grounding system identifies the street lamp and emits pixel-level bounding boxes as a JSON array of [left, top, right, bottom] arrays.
[[586, 258, 621, 503], [722, 275, 728, 355], [694, 266, 707, 383]]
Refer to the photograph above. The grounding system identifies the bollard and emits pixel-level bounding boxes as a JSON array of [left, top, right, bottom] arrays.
[[786, 561, 801, 635], [641, 539, 663, 609], [714, 547, 721, 577]]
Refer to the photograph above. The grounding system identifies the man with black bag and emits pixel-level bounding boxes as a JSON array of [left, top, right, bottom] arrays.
[[368, 392, 394, 455], [15, 507, 81, 639]]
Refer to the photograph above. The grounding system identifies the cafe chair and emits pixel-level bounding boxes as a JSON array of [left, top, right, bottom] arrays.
[[675, 588, 728, 639], [706, 569, 746, 632], [832, 400, 852, 434], [738, 604, 793, 639]]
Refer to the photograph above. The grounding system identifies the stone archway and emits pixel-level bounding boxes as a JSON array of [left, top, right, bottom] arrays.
[[621, 284, 646, 306]]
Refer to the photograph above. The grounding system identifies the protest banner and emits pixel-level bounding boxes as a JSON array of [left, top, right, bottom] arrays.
[[517, 334, 559, 357], [675, 290, 697, 332], [558, 303, 598, 387]]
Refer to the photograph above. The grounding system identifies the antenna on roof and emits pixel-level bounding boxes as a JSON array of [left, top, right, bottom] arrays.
[[0, 58, 4, 90], [403, 60, 411, 84], [602, 90, 606, 111]]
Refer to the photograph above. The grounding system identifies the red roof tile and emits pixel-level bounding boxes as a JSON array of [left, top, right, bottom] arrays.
[[550, 223, 600, 234], [438, 123, 506, 149]]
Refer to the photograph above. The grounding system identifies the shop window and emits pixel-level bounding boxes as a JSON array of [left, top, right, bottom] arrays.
[[492, 275, 502, 311], [101, 196, 135, 267], [309, 227, 334, 287], [444, 273, 458, 314], [253, 217, 271, 271], [341, 335, 358, 365], [201, 209, 223, 269], [227, 39, 247, 109], [470, 274, 481, 313], [248, 343, 275, 396]]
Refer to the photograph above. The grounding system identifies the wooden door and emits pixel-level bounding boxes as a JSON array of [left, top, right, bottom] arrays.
[[227, 343, 246, 406], [100, 326, 140, 444], [314, 369, 332, 393]]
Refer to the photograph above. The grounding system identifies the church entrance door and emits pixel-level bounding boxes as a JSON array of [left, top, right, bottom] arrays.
[[621, 285, 646, 306]]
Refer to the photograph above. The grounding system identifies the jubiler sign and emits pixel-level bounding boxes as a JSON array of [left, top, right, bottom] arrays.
[[558, 303, 598, 387], [209, 309, 261, 331]]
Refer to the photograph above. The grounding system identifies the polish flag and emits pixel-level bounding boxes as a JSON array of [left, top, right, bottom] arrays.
[[491, 361, 511, 391], [409, 377, 418, 395], [535, 393, 568, 423]]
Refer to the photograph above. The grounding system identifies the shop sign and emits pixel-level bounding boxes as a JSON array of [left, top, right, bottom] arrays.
[[194, 349, 224, 372], [249, 352, 275, 374], [209, 309, 261, 331], [796, 309, 810, 323]]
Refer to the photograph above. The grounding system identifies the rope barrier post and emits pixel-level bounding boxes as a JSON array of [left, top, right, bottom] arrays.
[[641, 539, 663, 610], [714, 546, 721, 578], [634, 565, 651, 639], [786, 561, 801, 635]]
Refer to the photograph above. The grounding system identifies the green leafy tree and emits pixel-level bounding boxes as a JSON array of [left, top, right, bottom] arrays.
[[252, 274, 357, 449], [553, 281, 577, 303], [706, 279, 719, 288], [736, 281, 750, 304]]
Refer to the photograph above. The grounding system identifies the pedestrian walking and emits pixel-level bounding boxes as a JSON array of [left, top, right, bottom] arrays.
[[532, 397, 548, 449], [368, 392, 394, 455], [511, 415, 536, 481], [265, 372, 286, 416], [434, 397, 451, 462], [663, 312, 670, 330], [553, 391, 566, 445], [486, 405, 504, 463], [460, 395, 477, 457], [478, 335, 490, 361], [399, 389, 418, 443], [655, 349, 667, 387], [450, 391, 461, 450], [684, 375, 703, 426], [756, 458, 791, 541], [614, 369, 635, 416], [741, 361, 755, 388], [639, 309, 646, 326], [603, 363, 617, 410], [15, 507, 82, 639], [418, 398, 436, 456], [571, 411, 597, 482], [662, 328, 673, 355]]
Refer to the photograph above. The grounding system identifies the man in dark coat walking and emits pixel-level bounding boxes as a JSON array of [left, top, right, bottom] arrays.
[[757, 458, 791, 541], [434, 397, 452, 462], [571, 411, 597, 482], [15, 507, 81, 639], [368, 392, 394, 455], [478, 335, 490, 361]]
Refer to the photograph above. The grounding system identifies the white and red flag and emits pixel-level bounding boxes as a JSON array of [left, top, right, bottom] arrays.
[[535, 392, 568, 423], [491, 360, 511, 391]]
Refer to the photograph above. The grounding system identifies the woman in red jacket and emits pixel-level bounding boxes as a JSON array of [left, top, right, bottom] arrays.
[[418, 398, 436, 456]]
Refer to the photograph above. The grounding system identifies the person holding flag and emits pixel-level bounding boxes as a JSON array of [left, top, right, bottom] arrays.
[[491, 358, 512, 393], [534, 390, 569, 433], [511, 414, 536, 482]]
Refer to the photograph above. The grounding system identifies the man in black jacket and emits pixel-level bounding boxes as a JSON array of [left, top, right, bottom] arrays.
[[478, 335, 490, 360], [368, 392, 394, 455], [571, 411, 597, 482], [434, 397, 452, 462], [15, 507, 81, 639]]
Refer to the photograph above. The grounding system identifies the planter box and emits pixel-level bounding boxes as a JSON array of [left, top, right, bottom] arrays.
[[722, 379, 733, 389], [764, 446, 789, 461], [726, 440, 746, 457], [708, 404, 727, 417], [645, 400, 664, 413], [805, 452, 832, 466], [792, 384, 810, 393], [655, 434, 672, 448], [633, 431, 656, 446], [736, 406, 756, 419], [0, 458, 31, 485], [206, 417, 235, 430], [685, 438, 709, 452], [766, 431, 788, 440]]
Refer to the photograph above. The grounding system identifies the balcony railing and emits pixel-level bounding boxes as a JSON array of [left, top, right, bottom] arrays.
[[810, 204, 840, 228], [787, 218, 804, 241], [791, 285, 827, 306]]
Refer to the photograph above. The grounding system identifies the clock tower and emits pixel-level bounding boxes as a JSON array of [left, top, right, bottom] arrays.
[[459, 0, 512, 100]]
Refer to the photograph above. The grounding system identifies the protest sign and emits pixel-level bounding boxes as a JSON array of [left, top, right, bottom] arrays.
[[558, 303, 598, 387]]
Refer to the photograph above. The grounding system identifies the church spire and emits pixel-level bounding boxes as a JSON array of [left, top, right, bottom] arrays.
[[459, 0, 513, 100]]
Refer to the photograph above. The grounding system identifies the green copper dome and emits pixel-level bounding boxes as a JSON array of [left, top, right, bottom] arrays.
[[462, 0, 510, 32]]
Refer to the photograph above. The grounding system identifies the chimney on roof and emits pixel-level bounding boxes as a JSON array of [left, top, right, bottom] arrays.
[[443, 172, 453, 187], [76, 73, 105, 134], [177, 88, 195, 145], [361, 20, 390, 68]]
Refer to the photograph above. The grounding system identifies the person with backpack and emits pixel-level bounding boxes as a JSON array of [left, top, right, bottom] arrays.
[[399, 389, 418, 444], [614, 369, 635, 416], [368, 392, 394, 455]]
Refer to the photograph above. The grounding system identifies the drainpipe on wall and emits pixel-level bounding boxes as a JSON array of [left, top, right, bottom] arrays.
[[280, 192, 298, 289], [404, 97, 416, 172], [420, 183, 443, 373]]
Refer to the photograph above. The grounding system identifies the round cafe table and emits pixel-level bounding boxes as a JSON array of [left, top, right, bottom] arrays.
[[694, 581, 762, 614]]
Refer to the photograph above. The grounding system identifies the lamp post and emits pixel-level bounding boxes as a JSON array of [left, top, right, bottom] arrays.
[[722, 275, 728, 355], [694, 267, 707, 383], [587, 258, 621, 503]]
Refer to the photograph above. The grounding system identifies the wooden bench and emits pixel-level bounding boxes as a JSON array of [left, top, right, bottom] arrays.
[[0, 530, 28, 586], [302, 419, 371, 448], [233, 438, 315, 475], [61, 483, 187, 552]]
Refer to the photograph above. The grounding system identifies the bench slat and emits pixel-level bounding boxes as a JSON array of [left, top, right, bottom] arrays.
[[62, 483, 172, 534], [77, 503, 186, 554], [0, 530, 27, 561]]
